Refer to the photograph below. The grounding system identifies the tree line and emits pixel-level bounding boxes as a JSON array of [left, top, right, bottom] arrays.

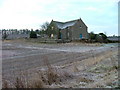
[[1, 22, 55, 39], [1, 22, 111, 43], [30, 22, 57, 38]]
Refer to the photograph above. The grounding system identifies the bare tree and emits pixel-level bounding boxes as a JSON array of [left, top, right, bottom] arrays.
[[2, 30, 8, 40], [40, 22, 49, 31]]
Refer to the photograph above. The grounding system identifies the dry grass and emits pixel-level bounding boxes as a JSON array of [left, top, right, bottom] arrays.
[[81, 50, 118, 88], [2, 80, 9, 88], [78, 77, 94, 83], [29, 77, 44, 88], [2, 56, 72, 88], [14, 77, 25, 88], [73, 62, 79, 72], [2, 46, 118, 88], [43, 56, 60, 85], [80, 50, 118, 71]]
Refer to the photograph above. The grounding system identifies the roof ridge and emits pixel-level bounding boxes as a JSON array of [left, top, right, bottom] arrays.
[[52, 18, 81, 29], [64, 19, 78, 23], [53, 18, 79, 23]]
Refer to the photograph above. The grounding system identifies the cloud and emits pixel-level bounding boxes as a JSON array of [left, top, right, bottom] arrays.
[[85, 7, 98, 11], [0, 0, 118, 35], [88, 24, 118, 35]]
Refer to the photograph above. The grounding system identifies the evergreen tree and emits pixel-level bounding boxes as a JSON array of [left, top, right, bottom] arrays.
[[30, 30, 37, 38]]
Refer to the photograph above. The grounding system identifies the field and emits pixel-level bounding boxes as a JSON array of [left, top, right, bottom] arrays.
[[2, 39, 119, 88]]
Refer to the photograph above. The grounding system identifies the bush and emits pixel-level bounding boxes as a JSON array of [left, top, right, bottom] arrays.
[[95, 34, 103, 43], [89, 32, 108, 43], [30, 31, 37, 38], [99, 33, 107, 40], [89, 32, 96, 40]]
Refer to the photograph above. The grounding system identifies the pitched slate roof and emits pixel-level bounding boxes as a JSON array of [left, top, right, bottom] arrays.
[[53, 19, 78, 29]]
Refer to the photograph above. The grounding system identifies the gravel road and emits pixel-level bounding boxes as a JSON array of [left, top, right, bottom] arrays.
[[2, 41, 118, 82]]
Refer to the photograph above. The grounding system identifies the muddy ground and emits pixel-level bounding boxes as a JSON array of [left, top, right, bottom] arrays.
[[2, 40, 119, 88]]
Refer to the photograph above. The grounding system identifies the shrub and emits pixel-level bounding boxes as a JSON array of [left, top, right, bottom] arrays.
[[30, 31, 37, 38], [89, 32, 96, 40], [95, 34, 103, 43]]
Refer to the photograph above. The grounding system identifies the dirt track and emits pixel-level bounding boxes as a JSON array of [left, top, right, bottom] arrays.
[[2, 40, 118, 87]]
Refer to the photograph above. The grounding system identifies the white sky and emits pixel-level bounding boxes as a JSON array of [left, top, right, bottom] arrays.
[[0, 0, 119, 36]]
